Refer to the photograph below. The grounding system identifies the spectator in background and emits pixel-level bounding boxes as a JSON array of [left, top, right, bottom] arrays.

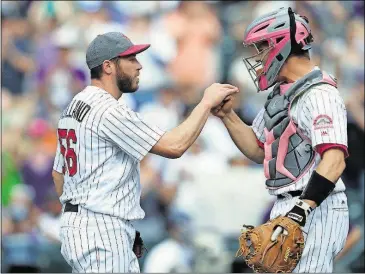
[[143, 210, 195, 273], [139, 81, 182, 131], [2, 89, 37, 207], [2, 185, 42, 273], [1, 185, 37, 229], [38, 190, 62, 243], [199, 114, 243, 161], [2, 218, 43, 273], [252, 0, 294, 18], [352, 0, 364, 17], [76, 1, 127, 48], [334, 72, 364, 273], [1, 150, 22, 207], [1, 9, 35, 96], [7, 179, 40, 227], [342, 72, 364, 203], [192, 228, 230, 273], [159, 137, 229, 227], [335, 18, 364, 93], [167, 1, 222, 90], [2, 90, 23, 206], [27, 1, 75, 35], [20, 119, 57, 208], [306, 1, 349, 38], [36, 25, 87, 123], [122, 10, 169, 107], [37, 189, 71, 273], [132, 154, 168, 255], [335, 223, 364, 273]]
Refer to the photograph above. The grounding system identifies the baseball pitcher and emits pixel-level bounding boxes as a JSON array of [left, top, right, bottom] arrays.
[[213, 8, 349, 273], [52, 32, 238, 273]]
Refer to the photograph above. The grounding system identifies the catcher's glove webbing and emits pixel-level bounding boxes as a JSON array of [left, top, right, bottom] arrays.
[[236, 216, 305, 273]]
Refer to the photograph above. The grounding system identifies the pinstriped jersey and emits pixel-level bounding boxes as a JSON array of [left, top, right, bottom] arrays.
[[53, 86, 165, 220], [252, 83, 348, 195]]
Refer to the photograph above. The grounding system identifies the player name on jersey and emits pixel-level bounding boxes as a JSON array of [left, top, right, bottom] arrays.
[[61, 100, 91, 122]]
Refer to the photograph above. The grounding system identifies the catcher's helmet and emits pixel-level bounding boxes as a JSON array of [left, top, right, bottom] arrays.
[[242, 7, 313, 92]]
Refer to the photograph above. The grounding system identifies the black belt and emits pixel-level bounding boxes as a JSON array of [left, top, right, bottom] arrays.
[[277, 190, 302, 199], [64, 202, 79, 212]]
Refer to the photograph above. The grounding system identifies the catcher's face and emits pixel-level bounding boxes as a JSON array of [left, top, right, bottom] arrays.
[[251, 40, 271, 77], [114, 54, 142, 94]]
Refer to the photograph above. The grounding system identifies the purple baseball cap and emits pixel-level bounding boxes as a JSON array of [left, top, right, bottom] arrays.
[[86, 32, 150, 69]]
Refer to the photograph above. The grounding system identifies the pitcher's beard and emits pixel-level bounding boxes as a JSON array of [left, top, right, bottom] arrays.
[[116, 69, 138, 94]]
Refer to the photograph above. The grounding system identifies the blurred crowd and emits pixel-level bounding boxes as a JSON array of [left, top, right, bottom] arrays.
[[1, 1, 364, 273]]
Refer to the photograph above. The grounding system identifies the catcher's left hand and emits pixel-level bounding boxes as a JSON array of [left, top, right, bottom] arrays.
[[272, 199, 313, 242]]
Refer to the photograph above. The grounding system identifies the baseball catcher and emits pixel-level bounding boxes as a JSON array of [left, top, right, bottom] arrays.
[[213, 6, 349, 273]]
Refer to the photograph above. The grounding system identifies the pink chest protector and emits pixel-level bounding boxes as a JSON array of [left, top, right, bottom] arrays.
[[262, 69, 337, 189]]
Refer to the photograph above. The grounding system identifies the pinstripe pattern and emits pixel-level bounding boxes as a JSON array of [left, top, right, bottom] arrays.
[[54, 86, 165, 272], [60, 207, 140, 273], [269, 192, 349, 273], [52, 86, 164, 219], [251, 108, 266, 143], [54, 137, 64, 172], [251, 82, 347, 195]]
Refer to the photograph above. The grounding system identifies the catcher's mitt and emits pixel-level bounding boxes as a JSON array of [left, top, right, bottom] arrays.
[[236, 216, 305, 273]]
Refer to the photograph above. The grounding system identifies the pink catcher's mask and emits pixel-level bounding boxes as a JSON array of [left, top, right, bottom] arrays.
[[242, 7, 313, 92]]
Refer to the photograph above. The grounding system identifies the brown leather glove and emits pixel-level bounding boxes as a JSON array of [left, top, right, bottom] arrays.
[[236, 216, 305, 273]]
